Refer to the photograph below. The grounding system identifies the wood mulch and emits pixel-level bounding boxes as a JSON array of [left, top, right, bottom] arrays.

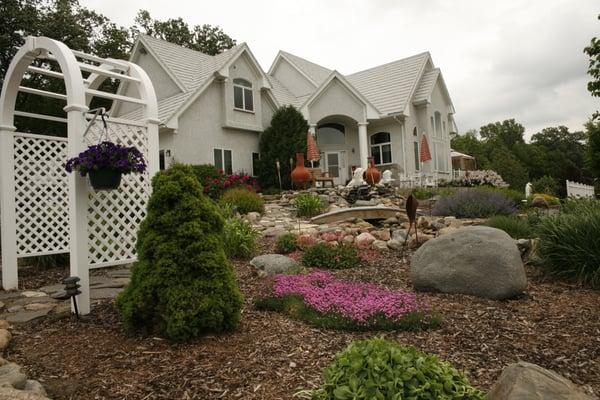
[[5, 241, 600, 399]]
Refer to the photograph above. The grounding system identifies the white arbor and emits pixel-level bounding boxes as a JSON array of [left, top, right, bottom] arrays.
[[0, 36, 159, 315]]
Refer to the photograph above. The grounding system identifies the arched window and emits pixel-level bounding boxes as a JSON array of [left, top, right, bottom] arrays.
[[370, 132, 392, 165], [412, 127, 417, 136], [233, 78, 253, 111], [317, 123, 345, 145], [434, 111, 442, 137]]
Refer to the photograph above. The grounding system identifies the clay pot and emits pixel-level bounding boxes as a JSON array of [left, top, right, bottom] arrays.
[[291, 153, 310, 187], [365, 157, 381, 185]]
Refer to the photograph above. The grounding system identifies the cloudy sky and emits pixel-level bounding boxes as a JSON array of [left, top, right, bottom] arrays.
[[83, 0, 598, 139]]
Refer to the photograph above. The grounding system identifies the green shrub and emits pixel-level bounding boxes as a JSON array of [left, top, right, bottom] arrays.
[[529, 193, 560, 206], [560, 198, 600, 214], [191, 164, 221, 186], [537, 206, 600, 288], [475, 186, 526, 206], [295, 193, 323, 218], [487, 215, 533, 239], [275, 233, 297, 254], [301, 243, 360, 269], [222, 217, 260, 259], [531, 175, 559, 196], [412, 187, 456, 200], [220, 187, 264, 214], [304, 337, 485, 400], [115, 164, 243, 342]]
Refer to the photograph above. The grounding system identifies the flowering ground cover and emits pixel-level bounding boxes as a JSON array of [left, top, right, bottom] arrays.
[[255, 271, 440, 331]]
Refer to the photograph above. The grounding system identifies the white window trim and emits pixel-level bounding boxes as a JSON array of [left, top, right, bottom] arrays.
[[432, 140, 448, 173], [213, 147, 234, 174], [369, 132, 393, 166], [233, 79, 254, 113]]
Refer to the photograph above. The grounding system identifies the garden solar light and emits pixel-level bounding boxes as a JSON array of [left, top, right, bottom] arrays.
[[60, 276, 82, 319]]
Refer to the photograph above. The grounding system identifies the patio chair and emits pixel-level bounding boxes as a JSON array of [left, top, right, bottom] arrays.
[[308, 168, 334, 188]]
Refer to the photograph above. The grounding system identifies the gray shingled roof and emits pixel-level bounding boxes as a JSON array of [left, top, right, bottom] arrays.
[[413, 68, 440, 104], [345, 52, 430, 115], [279, 51, 332, 85], [267, 75, 300, 107]]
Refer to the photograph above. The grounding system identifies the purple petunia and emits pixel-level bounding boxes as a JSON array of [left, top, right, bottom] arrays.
[[65, 141, 146, 177]]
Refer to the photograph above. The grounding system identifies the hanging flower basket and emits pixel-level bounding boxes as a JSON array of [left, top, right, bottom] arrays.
[[65, 141, 146, 191]]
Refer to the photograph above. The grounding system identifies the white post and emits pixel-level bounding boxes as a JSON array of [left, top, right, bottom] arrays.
[[65, 103, 91, 315], [358, 122, 369, 170], [0, 125, 18, 290], [146, 119, 160, 179]]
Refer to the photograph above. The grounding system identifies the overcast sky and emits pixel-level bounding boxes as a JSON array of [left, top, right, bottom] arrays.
[[83, 0, 598, 139]]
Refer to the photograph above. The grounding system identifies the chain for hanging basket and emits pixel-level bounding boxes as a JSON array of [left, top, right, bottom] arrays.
[[82, 107, 111, 144]]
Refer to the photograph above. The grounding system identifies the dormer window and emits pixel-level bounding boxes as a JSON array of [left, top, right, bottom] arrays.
[[233, 78, 253, 112]]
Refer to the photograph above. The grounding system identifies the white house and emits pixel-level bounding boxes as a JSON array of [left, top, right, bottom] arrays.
[[115, 35, 457, 185]]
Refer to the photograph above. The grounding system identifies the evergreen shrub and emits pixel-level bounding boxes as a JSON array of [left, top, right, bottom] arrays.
[[115, 164, 243, 342]]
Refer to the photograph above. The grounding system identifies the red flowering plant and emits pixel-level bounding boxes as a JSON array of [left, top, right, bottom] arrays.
[[200, 169, 259, 199]]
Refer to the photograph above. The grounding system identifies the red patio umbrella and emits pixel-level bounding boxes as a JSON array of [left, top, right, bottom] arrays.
[[306, 130, 320, 168], [420, 133, 432, 163]]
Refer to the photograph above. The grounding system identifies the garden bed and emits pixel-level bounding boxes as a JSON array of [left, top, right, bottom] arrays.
[[4, 243, 600, 399]]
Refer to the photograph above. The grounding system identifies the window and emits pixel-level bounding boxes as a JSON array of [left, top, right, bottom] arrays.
[[434, 141, 447, 172], [370, 132, 392, 165], [316, 123, 345, 145], [430, 116, 434, 136], [233, 78, 253, 112], [413, 127, 418, 136], [214, 148, 233, 174], [159, 150, 165, 170], [434, 111, 442, 138], [252, 152, 260, 177], [413, 141, 420, 171]]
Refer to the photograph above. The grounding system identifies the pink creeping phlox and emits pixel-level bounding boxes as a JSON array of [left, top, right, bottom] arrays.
[[271, 271, 427, 324]]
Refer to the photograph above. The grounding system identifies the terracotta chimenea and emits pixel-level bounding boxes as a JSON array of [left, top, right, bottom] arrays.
[[291, 152, 311, 188], [365, 157, 381, 185]]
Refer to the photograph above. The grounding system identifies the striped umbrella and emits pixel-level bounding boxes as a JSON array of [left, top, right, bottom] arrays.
[[420, 133, 432, 163], [306, 130, 320, 167]]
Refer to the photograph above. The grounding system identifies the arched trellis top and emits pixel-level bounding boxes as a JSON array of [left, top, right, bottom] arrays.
[[0, 36, 158, 129], [0, 36, 160, 316]]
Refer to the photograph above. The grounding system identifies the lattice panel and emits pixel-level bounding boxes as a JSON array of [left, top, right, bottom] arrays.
[[85, 120, 150, 267], [13, 134, 70, 256]]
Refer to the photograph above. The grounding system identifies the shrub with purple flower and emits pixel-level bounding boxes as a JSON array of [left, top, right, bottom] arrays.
[[256, 271, 440, 331], [65, 141, 146, 177]]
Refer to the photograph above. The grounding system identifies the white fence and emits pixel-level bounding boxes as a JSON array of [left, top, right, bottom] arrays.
[[566, 180, 595, 198]]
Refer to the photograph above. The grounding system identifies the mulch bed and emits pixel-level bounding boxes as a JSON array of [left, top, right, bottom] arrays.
[[5, 242, 600, 399]]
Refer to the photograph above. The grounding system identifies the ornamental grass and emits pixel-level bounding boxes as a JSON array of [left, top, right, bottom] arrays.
[[256, 271, 440, 331]]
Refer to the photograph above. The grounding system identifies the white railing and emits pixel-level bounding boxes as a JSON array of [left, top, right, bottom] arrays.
[[566, 180, 595, 198], [398, 173, 439, 188], [452, 169, 467, 180]]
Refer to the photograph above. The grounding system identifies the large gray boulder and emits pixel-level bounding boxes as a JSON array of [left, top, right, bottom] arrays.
[[488, 362, 597, 400], [250, 254, 299, 277], [411, 226, 527, 299]]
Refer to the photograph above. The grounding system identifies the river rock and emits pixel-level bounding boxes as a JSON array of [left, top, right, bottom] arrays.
[[488, 362, 597, 400], [0, 329, 11, 351], [0, 363, 27, 389], [355, 232, 376, 248], [0, 385, 49, 399], [250, 254, 299, 276], [411, 226, 527, 299]]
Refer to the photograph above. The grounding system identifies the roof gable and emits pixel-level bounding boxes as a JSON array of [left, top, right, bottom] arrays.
[[346, 52, 431, 115], [268, 51, 332, 87]]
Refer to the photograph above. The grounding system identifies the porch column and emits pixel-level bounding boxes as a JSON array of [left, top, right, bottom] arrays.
[[358, 122, 369, 169], [309, 123, 317, 136]]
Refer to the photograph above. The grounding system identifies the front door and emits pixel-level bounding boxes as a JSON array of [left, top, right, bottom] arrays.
[[324, 151, 347, 185]]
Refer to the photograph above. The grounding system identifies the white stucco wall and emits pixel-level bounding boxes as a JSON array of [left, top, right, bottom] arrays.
[[309, 79, 366, 124], [427, 78, 452, 176], [271, 58, 315, 97]]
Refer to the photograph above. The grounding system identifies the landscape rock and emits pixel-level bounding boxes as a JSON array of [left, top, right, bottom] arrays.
[[372, 240, 388, 250], [391, 229, 409, 241], [250, 254, 299, 277], [0, 385, 49, 399], [411, 226, 527, 299], [0, 329, 11, 351], [488, 361, 597, 400], [355, 232, 376, 248], [262, 227, 287, 238], [24, 380, 47, 396], [5, 309, 51, 324], [245, 212, 261, 222], [437, 227, 459, 236], [0, 363, 27, 389], [0, 321, 9, 330], [386, 239, 404, 250]]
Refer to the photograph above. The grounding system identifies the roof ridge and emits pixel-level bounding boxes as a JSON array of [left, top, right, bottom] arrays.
[[347, 51, 430, 76], [140, 33, 239, 59], [280, 50, 332, 72]]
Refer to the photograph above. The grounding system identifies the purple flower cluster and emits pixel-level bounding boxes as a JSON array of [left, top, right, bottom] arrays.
[[65, 141, 146, 177], [272, 271, 426, 324]]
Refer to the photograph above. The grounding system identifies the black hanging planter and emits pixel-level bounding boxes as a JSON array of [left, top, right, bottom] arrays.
[[88, 169, 122, 190]]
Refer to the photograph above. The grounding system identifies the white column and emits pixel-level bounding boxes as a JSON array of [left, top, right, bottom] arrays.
[[358, 122, 369, 170], [65, 103, 91, 315], [0, 125, 18, 290], [309, 123, 317, 136]]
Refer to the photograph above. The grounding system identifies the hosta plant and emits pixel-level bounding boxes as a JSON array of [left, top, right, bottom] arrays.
[[302, 338, 485, 400]]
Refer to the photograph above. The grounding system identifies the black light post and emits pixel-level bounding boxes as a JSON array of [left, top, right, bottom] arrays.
[[62, 276, 82, 319]]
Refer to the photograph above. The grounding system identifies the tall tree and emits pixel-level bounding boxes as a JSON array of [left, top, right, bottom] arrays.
[[584, 14, 599, 119], [479, 119, 525, 148], [132, 10, 236, 55], [586, 120, 600, 191]]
